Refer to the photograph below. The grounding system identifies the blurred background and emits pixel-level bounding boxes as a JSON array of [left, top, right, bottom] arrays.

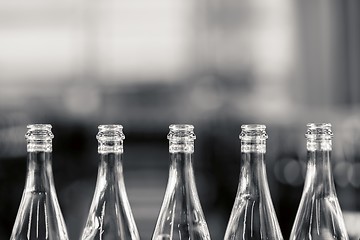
[[0, 0, 360, 238]]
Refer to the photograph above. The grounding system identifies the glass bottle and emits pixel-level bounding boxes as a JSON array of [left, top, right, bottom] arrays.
[[224, 124, 283, 240], [81, 125, 140, 240], [290, 123, 349, 240], [10, 124, 69, 240], [152, 124, 211, 240]]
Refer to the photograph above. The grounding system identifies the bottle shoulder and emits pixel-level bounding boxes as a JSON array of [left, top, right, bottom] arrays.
[[224, 193, 283, 240], [290, 194, 348, 240], [10, 190, 69, 240], [81, 179, 140, 240], [152, 175, 211, 240]]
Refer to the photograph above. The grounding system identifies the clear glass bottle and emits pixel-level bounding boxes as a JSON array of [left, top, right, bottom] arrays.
[[152, 124, 211, 240], [290, 123, 349, 240], [10, 124, 69, 240], [224, 124, 283, 240], [81, 125, 140, 240]]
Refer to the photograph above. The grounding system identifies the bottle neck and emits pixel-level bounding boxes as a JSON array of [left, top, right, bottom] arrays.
[[97, 152, 124, 184], [25, 151, 54, 192], [168, 134, 195, 178], [304, 139, 335, 195], [96, 125, 125, 186], [169, 152, 195, 185], [169, 141, 194, 153], [238, 140, 268, 195]]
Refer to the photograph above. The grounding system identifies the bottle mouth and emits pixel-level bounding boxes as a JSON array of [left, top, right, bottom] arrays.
[[305, 123, 333, 140], [97, 124, 125, 141], [26, 124, 54, 140], [27, 124, 52, 129], [242, 124, 266, 130], [26, 124, 53, 152], [167, 124, 196, 141], [307, 123, 332, 129], [168, 124, 195, 153], [239, 124, 268, 141], [169, 124, 194, 131]]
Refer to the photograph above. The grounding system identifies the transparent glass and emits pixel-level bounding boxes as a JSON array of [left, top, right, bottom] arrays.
[[81, 125, 140, 240], [10, 124, 69, 240], [290, 123, 349, 240], [152, 124, 211, 240], [224, 124, 283, 240]]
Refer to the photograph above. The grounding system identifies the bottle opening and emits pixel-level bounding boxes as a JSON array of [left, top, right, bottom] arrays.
[[305, 123, 333, 140], [168, 124, 195, 153], [97, 125, 125, 141], [241, 124, 266, 130], [169, 124, 194, 129], [240, 124, 267, 153], [169, 124, 194, 131], [168, 124, 196, 141], [306, 123, 332, 151], [239, 124, 268, 141], [97, 124, 125, 153], [98, 124, 123, 130], [26, 124, 53, 152]]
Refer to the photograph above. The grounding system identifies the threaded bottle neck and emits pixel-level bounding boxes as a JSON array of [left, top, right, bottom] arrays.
[[97, 125, 125, 154], [168, 124, 195, 153], [240, 124, 267, 153], [26, 124, 53, 152], [305, 123, 333, 151]]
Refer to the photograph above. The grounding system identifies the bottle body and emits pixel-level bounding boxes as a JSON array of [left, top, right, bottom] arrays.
[[224, 124, 283, 240], [81, 125, 139, 240], [10, 124, 69, 240], [290, 123, 348, 240], [152, 124, 211, 240]]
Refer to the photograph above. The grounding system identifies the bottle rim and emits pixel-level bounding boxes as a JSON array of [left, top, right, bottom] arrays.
[[26, 124, 53, 152], [98, 124, 123, 130], [168, 124, 196, 142], [306, 123, 331, 129], [305, 122, 333, 140], [240, 124, 268, 140], [241, 124, 266, 131], [27, 124, 52, 131], [97, 124, 125, 141], [169, 124, 194, 131], [26, 124, 54, 140]]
